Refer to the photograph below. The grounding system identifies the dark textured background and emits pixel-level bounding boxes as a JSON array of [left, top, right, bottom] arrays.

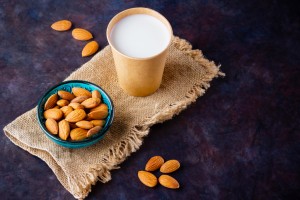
[[0, 0, 299, 199]]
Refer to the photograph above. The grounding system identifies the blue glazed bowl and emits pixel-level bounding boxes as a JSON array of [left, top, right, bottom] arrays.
[[37, 80, 114, 148]]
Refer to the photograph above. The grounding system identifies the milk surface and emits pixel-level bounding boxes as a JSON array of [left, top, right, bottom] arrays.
[[110, 14, 170, 58]]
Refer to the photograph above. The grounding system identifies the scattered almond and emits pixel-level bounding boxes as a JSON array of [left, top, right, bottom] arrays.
[[72, 28, 93, 41], [58, 90, 75, 101], [44, 94, 58, 110], [70, 128, 88, 141], [138, 171, 157, 188], [76, 120, 94, 129], [65, 109, 86, 122], [72, 87, 92, 97], [44, 108, 63, 121], [82, 41, 99, 57], [71, 96, 89, 103], [51, 20, 72, 31], [45, 118, 58, 135], [87, 126, 101, 137], [57, 99, 69, 107], [158, 175, 180, 189], [145, 156, 164, 172], [58, 120, 70, 140], [160, 160, 180, 173]]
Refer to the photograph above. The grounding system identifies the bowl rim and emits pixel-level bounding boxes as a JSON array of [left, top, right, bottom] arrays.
[[37, 80, 114, 144]]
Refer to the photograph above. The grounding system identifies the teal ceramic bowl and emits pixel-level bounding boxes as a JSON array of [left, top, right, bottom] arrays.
[[37, 80, 114, 148]]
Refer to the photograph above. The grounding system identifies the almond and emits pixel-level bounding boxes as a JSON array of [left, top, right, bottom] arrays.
[[58, 90, 75, 101], [145, 156, 164, 171], [51, 20, 72, 31], [54, 105, 60, 109], [137, 171, 157, 188], [69, 102, 85, 110], [76, 121, 94, 129], [70, 96, 89, 103], [57, 99, 69, 107], [72, 87, 92, 97], [82, 41, 99, 57], [70, 128, 88, 141], [44, 108, 63, 121], [58, 120, 70, 140], [44, 94, 58, 110], [72, 28, 93, 41], [160, 160, 180, 173], [88, 110, 108, 120], [92, 90, 101, 99], [69, 123, 78, 129], [90, 120, 105, 127], [81, 97, 100, 109], [60, 106, 73, 117], [158, 175, 180, 189], [65, 109, 86, 122], [45, 118, 58, 135], [90, 103, 108, 112], [87, 126, 101, 137]]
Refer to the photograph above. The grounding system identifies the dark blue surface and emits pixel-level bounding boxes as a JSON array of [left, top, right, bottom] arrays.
[[0, 0, 299, 199]]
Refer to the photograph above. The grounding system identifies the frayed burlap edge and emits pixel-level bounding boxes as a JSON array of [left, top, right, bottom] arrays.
[[65, 37, 224, 199]]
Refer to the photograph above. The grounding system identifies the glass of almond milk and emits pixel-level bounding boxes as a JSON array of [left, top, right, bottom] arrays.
[[106, 7, 173, 97]]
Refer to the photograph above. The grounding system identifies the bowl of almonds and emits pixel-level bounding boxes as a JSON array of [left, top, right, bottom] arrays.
[[37, 80, 114, 148]]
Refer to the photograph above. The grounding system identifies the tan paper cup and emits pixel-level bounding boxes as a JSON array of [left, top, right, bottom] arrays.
[[106, 7, 173, 97]]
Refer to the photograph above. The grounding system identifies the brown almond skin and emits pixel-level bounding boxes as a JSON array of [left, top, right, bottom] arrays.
[[72, 87, 92, 97], [45, 118, 58, 135], [145, 156, 164, 171], [87, 126, 101, 137], [81, 97, 100, 109], [92, 90, 101, 99], [160, 160, 180, 173], [44, 108, 63, 121], [44, 94, 58, 110], [58, 120, 70, 140], [65, 109, 86, 123], [90, 120, 105, 127], [72, 28, 93, 41], [60, 106, 73, 117], [82, 41, 99, 57], [90, 103, 108, 112], [71, 96, 89, 103], [76, 121, 94, 129], [51, 20, 72, 31], [158, 175, 180, 189], [138, 171, 157, 188], [88, 110, 108, 120], [58, 90, 75, 101], [57, 99, 69, 107], [70, 128, 88, 141], [69, 102, 85, 110]]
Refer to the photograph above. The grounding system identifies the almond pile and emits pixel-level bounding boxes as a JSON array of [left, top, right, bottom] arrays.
[[138, 156, 180, 189], [51, 20, 99, 57], [43, 87, 108, 141]]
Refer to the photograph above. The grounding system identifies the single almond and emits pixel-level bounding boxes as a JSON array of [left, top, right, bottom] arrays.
[[88, 110, 108, 120], [57, 99, 69, 107], [82, 41, 99, 57], [45, 118, 58, 135], [51, 20, 72, 31], [90, 120, 105, 127], [158, 175, 180, 189], [58, 120, 70, 140], [70, 96, 89, 103], [92, 90, 101, 99], [72, 28, 93, 41], [44, 108, 63, 121], [65, 109, 86, 122], [44, 93, 58, 110], [70, 128, 88, 141], [87, 126, 101, 137], [81, 97, 100, 109], [76, 120, 94, 129], [160, 160, 180, 173], [72, 87, 92, 97], [138, 171, 157, 188], [58, 90, 75, 101], [145, 156, 164, 171], [90, 103, 108, 112], [60, 106, 73, 117], [69, 102, 85, 110]]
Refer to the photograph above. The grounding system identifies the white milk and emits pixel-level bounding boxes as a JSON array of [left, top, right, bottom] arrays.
[[110, 14, 170, 58]]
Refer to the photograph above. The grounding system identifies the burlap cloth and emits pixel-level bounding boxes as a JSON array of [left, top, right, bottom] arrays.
[[4, 36, 223, 199]]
